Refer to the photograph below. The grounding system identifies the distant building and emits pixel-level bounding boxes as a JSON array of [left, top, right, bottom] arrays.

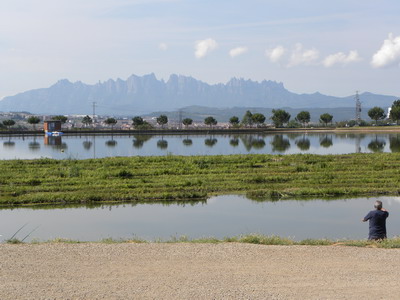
[[44, 120, 62, 133]]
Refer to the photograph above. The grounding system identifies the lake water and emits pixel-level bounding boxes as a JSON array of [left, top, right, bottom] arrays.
[[1, 195, 398, 242], [1, 132, 400, 159]]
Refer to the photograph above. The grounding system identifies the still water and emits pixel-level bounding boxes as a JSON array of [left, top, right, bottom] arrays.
[[1, 195, 398, 242], [1, 132, 400, 159]]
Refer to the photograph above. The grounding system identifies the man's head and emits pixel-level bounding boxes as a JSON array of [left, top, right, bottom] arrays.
[[374, 200, 383, 210]]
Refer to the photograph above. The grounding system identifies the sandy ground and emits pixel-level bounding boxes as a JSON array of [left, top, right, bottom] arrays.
[[1, 243, 400, 300]]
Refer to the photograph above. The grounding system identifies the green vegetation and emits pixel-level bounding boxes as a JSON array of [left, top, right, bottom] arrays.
[[2, 119, 15, 130], [156, 114, 168, 128], [27, 116, 41, 130], [251, 113, 266, 127], [204, 116, 217, 127], [104, 117, 117, 130], [1, 153, 400, 206], [319, 113, 333, 127], [229, 116, 240, 127], [271, 109, 291, 127], [52, 115, 68, 123], [182, 118, 193, 128], [296, 111, 311, 127], [82, 115, 92, 127], [6, 234, 400, 249], [368, 106, 386, 125], [390, 100, 400, 125]]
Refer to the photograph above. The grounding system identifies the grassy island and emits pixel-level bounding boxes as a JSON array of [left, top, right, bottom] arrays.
[[1, 153, 400, 206]]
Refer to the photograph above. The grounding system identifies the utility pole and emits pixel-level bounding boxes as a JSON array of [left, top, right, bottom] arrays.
[[355, 91, 361, 125], [178, 109, 183, 129], [92, 102, 97, 128]]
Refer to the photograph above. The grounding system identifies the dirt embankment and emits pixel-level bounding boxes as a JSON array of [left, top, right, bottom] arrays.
[[1, 243, 400, 300]]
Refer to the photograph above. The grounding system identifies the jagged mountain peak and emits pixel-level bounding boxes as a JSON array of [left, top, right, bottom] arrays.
[[0, 74, 397, 115]]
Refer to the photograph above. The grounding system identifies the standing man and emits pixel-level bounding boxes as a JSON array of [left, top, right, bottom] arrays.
[[362, 200, 389, 240]]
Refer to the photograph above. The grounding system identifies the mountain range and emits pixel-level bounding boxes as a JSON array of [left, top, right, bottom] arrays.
[[0, 73, 397, 116]]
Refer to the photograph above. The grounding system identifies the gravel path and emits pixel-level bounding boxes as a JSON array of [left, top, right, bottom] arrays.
[[1, 243, 400, 299]]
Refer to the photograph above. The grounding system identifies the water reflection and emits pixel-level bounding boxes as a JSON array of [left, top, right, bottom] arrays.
[[229, 138, 239, 147], [105, 140, 117, 147], [4, 132, 400, 159], [240, 135, 266, 151], [133, 135, 152, 149], [320, 135, 333, 148], [295, 135, 310, 151], [271, 135, 290, 152], [182, 138, 193, 146], [1, 195, 399, 242], [3, 140, 15, 148], [389, 135, 400, 152], [157, 139, 168, 150], [367, 135, 386, 153], [44, 136, 67, 150], [204, 137, 218, 147]]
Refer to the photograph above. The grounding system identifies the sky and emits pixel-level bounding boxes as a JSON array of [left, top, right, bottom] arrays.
[[1, 0, 400, 101]]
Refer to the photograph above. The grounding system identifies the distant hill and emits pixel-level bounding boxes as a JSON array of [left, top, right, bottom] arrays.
[[0, 73, 397, 115]]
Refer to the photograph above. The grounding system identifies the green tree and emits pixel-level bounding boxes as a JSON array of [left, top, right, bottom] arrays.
[[368, 106, 385, 125], [241, 110, 253, 127], [295, 111, 311, 127], [52, 115, 68, 123], [271, 109, 290, 128], [132, 116, 144, 128], [27, 116, 41, 130], [390, 100, 400, 125], [156, 114, 168, 128], [82, 115, 92, 127], [229, 116, 240, 127], [319, 113, 333, 127], [251, 113, 266, 127], [204, 116, 217, 128], [3, 119, 15, 130], [182, 118, 193, 128], [104, 117, 117, 130]]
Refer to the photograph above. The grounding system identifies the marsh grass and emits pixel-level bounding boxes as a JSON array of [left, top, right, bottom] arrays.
[[1, 153, 400, 206]]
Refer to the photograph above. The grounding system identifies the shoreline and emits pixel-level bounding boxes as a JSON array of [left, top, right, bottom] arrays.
[[2, 126, 400, 136]]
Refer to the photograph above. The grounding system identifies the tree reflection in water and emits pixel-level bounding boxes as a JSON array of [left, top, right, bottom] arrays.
[[389, 134, 400, 152], [239, 135, 265, 151], [270, 135, 290, 152], [368, 135, 386, 153], [182, 138, 193, 146], [320, 135, 333, 148], [132, 135, 152, 149], [157, 139, 168, 149], [204, 137, 218, 147], [83, 141, 92, 150], [295, 135, 310, 151], [229, 138, 239, 147], [105, 140, 117, 147]]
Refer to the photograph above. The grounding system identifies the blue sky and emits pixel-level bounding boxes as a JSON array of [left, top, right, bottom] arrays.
[[1, 0, 400, 101]]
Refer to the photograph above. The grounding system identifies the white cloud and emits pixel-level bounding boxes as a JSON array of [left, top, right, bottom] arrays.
[[194, 38, 217, 59], [323, 50, 361, 67], [266, 46, 286, 63], [371, 33, 400, 68], [288, 43, 319, 67], [229, 46, 248, 58], [159, 43, 168, 51]]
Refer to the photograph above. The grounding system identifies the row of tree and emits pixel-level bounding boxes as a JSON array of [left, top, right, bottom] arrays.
[[2, 99, 400, 130]]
